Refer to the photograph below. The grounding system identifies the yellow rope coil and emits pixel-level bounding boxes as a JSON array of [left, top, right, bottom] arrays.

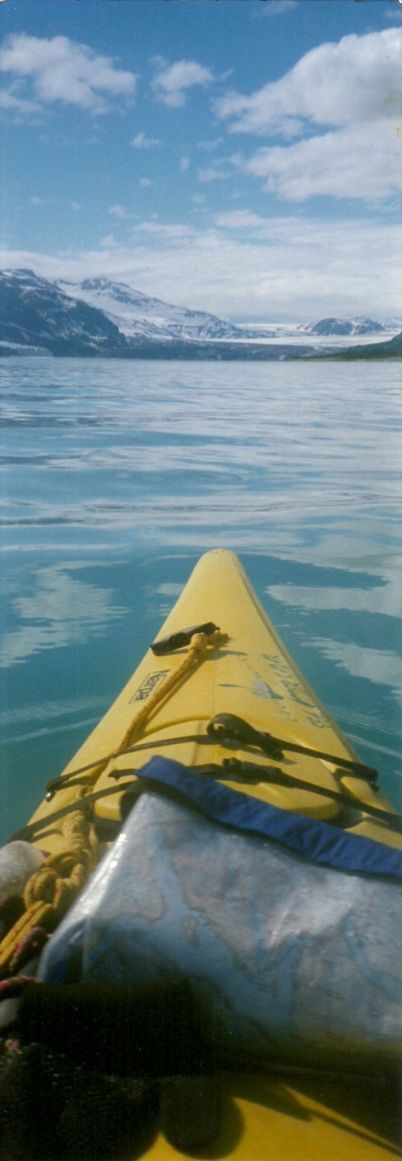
[[0, 629, 224, 977], [23, 805, 98, 917], [0, 807, 98, 976], [0, 901, 50, 973]]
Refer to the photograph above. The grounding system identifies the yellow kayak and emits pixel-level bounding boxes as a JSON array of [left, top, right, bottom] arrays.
[[0, 549, 400, 1161], [24, 548, 401, 851]]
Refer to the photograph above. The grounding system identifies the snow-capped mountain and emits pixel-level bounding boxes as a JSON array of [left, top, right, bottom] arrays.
[[0, 269, 128, 355], [0, 269, 399, 359], [0, 270, 314, 358], [300, 317, 387, 337], [60, 277, 247, 342]]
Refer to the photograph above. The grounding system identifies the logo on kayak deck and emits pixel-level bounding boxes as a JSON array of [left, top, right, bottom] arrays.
[[130, 670, 169, 703]]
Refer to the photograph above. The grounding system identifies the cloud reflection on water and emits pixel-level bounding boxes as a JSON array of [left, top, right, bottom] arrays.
[[311, 637, 402, 700], [1, 563, 125, 667], [0, 357, 400, 813], [267, 574, 402, 618]]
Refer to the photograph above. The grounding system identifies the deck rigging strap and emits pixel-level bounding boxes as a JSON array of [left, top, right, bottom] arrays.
[[43, 628, 225, 801], [206, 714, 379, 782], [203, 760, 401, 830], [8, 782, 138, 844], [12, 762, 402, 846], [107, 760, 402, 832], [44, 718, 378, 801], [44, 733, 212, 798]]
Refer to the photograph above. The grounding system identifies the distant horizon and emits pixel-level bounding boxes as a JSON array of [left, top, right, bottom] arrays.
[[1, 265, 400, 331]]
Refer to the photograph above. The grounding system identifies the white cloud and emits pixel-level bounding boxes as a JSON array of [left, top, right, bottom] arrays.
[[2, 212, 399, 322], [109, 204, 130, 220], [99, 233, 119, 249], [215, 29, 399, 136], [0, 33, 136, 115], [29, 194, 80, 210], [0, 87, 40, 116], [138, 177, 154, 188], [132, 220, 196, 244], [240, 123, 400, 202], [108, 204, 140, 224], [132, 130, 160, 148], [259, 0, 299, 14], [197, 137, 224, 151], [215, 28, 400, 203], [197, 164, 231, 184], [30, 195, 54, 207], [179, 155, 190, 173], [213, 210, 267, 230], [151, 57, 214, 107]]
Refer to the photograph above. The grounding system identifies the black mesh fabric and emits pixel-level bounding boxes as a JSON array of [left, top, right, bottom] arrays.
[[0, 978, 222, 1158], [0, 1043, 158, 1160]]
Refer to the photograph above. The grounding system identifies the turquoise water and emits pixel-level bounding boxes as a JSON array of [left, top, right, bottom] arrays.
[[0, 356, 401, 841]]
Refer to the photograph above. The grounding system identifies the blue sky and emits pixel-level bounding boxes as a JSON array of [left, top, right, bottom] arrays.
[[0, 0, 400, 322]]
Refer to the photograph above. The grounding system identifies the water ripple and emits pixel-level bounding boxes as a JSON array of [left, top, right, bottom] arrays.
[[0, 357, 400, 832]]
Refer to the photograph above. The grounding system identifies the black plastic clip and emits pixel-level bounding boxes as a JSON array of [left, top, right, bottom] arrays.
[[151, 621, 219, 656], [207, 713, 284, 759]]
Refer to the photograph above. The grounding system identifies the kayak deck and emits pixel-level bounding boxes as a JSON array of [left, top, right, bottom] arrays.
[[144, 1070, 400, 1161], [27, 548, 400, 855], [4, 549, 400, 1161]]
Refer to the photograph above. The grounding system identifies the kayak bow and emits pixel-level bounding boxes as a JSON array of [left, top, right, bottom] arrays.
[[0, 549, 400, 1161]]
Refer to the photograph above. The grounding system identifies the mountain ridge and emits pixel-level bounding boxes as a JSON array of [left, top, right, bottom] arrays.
[[0, 269, 399, 359], [60, 277, 247, 342], [299, 316, 388, 337]]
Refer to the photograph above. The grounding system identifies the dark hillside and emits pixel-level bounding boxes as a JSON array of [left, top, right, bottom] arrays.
[[335, 331, 401, 359]]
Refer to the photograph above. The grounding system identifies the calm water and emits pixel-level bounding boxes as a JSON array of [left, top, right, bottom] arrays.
[[0, 357, 401, 841]]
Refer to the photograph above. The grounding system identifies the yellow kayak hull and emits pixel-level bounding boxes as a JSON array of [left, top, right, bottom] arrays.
[[28, 549, 400, 853], [23, 550, 401, 1160], [145, 1071, 399, 1161]]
